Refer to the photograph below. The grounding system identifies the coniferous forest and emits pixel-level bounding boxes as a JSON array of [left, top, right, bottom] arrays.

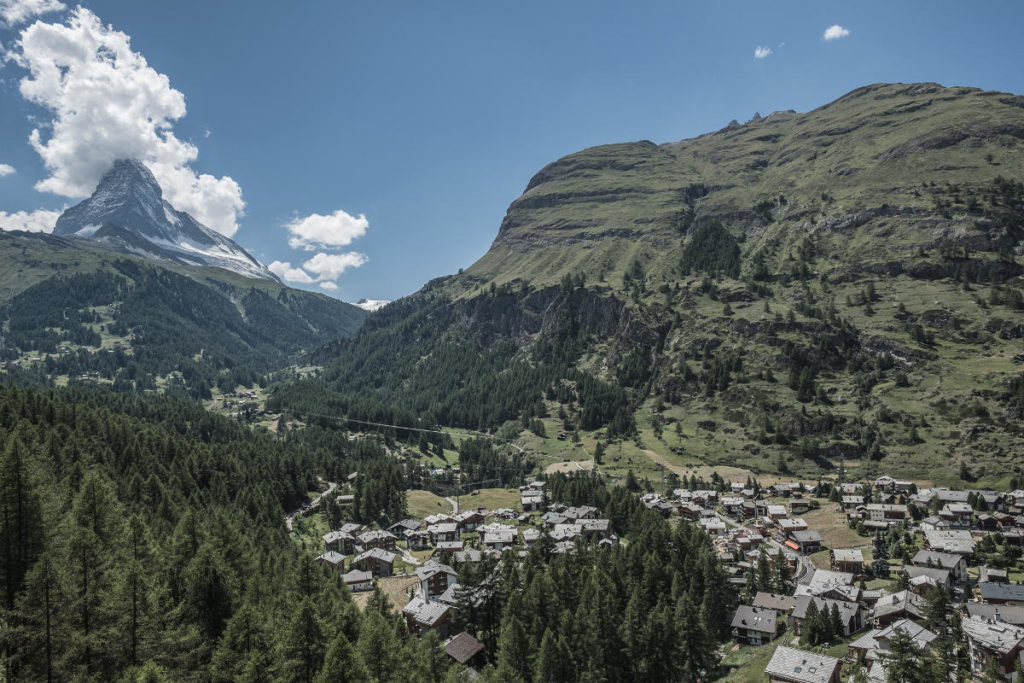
[[0, 385, 731, 682]]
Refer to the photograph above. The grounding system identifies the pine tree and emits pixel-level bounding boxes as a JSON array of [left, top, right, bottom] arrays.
[[314, 631, 367, 683], [279, 597, 325, 683]]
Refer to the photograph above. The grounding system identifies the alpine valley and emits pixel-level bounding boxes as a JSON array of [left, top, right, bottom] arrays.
[[0, 158, 366, 398]]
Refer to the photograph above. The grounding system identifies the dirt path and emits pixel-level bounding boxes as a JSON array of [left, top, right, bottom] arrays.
[[445, 496, 458, 514]]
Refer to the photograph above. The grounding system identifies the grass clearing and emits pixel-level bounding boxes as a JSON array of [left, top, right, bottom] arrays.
[[407, 489, 452, 518]]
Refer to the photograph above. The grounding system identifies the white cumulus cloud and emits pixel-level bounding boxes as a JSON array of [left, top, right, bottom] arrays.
[[0, 208, 60, 232], [754, 46, 772, 60], [303, 252, 368, 281], [285, 209, 369, 251], [0, 163, 14, 176], [319, 281, 338, 291], [268, 260, 315, 284], [0, 0, 65, 26], [823, 25, 850, 41], [10, 7, 245, 236]]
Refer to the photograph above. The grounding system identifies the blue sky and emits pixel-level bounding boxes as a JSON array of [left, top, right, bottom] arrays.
[[1, 1, 1023, 302]]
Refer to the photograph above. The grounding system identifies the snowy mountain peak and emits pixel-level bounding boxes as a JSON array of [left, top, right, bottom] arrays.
[[53, 159, 278, 282], [353, 298, 390, 311]]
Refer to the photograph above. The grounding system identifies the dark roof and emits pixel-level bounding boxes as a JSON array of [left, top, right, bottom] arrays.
[[731, 605, 777, 633], [980, 583, 1024, 602], [966, 603, 1024, 626], [446, 632, 485, 664]]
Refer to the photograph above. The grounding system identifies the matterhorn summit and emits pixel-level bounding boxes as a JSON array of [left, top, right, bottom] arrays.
[[54, 159, 278, 281]]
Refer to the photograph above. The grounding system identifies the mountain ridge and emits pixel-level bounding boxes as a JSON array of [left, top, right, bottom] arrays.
[[284, 82, 1024, 485]]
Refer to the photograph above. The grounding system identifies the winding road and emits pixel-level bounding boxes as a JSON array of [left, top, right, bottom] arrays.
[[284, 480, 338, 532]]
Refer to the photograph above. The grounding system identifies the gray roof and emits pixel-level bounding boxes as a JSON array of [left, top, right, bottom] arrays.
[[924, 529, 975, 554], [966, 603, 1024, 626], [791, 530, 824, 544], [752, 592, 797, 613], [911, 549, 962, 570], [980, 583, 1024, 603], [315, 551, 346, 565], [832, 548, 863, 563], [903, 565, 950, 583], [402, 597, 449, 626], [731, 605, 777, 634], [962, 615, 1024, 654], [342, 569, 372, 583], [445, 632, 484, 664], [872, 590, 926, 621], [352, 547, 396, 564], [850, 618, 938, 652], [764, 646, 841, 683], [416, 560, 456, 581]]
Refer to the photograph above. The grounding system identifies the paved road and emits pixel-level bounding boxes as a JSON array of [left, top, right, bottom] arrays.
[[285, 480, 338, 532]]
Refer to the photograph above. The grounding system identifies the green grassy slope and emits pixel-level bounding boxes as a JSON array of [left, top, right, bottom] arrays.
[[289, 83, 1024, 483]]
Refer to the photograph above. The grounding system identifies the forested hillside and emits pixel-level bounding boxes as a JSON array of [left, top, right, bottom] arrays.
[[286, 83, 1024, 485], [0, 385, 729, 681], [0, 231, 366, 397]]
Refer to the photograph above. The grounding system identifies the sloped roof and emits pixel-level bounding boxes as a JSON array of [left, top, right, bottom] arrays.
[[764, 646, 841, 683], [445, 632, 484, 664]]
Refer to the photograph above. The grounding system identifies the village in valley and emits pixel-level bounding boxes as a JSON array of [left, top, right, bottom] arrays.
[[293, 466, 1024, 681]]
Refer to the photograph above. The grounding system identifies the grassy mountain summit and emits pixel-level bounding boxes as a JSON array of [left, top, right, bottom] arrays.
[[289, 83, 1024, 484]]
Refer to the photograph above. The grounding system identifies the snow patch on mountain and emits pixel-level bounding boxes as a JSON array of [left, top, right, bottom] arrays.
[[53, 159, 278, 282], [352, 298, 389, 312]]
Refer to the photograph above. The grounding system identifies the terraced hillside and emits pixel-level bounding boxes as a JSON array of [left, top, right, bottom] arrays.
[[280, 83, 1024, 486]]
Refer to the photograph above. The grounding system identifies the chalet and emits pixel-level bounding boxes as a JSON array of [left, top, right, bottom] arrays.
[[435, 540, 464, 552], [721, 496, 745, 516], [335, 494, 354, 507], [562, 505, 600, 521], [791, 596, 862, 636], [692, 490, 718, 507], [339, 522, 365, 536], [830, 548, 864, 574], [778, 518, 809, 536], [874, 476, 896, 490], [962, 615, 1024, 680], [939, 503, 973, 528], [977, 514, 1001, 531], [924, 529, 975, 556], [315, 551, 346, 571], [427, 522, 460, 544], [402, 597, 451, 638], [789, 499, 811, 516], [521, 490, 545, 512], [790, 530, 823, 555], [387, 519, 421, 537], [453, 549, 483, 565], [322, 530, 355, 555], [1005, 490, 1024, 509], [839, 483, 864, 495], [864, 504, 908, 525], [699, 518, 727, 536], [764, 646, 842, 683], [405, 529, 431, 550], [351, 548, 397, 578], [416, 560, 458, 600], [731, 606, 780, 645], [445, 632, 485, 669], [342, 569, 373, 592], [980, 583, 1024, 606], [454, 510, 484, 532], [752, 592, 797, 615], [482, 527, 517, 551], [679, 502, 703, 520], [357, 529, 397, 552], [903, 565, 951, 591], [541, 511, 567, 527], [767, 504, 788, 520], [911, 549, 966, 582], [741, 500, 757, 520], [424, 513, 455, 526], [849, 619, 938, 669], [521, 528, 541, 546], [550, 523, 582, 542], [872, 590, 926, 626], [804, 570, 854, 597], [935, 488, 971, 504], [841, 495, 865, 510], [579, 518, 611, 540], [966, 604, 1024, 627]]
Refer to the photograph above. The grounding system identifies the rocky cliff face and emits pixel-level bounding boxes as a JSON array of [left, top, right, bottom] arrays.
[[54, 159, 278, 281]]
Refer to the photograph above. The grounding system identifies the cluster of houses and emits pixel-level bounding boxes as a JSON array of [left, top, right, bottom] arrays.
[[314, 480, 617, 669], [702, 475, 1024, 682]]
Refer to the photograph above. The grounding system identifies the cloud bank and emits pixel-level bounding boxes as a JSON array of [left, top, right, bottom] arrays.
[[268, 251, 368, 287], [0, 208, 60, 232], [823, 25, 850, 41], [10, 7, 244, 236], [0, 163, 14, 177]]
